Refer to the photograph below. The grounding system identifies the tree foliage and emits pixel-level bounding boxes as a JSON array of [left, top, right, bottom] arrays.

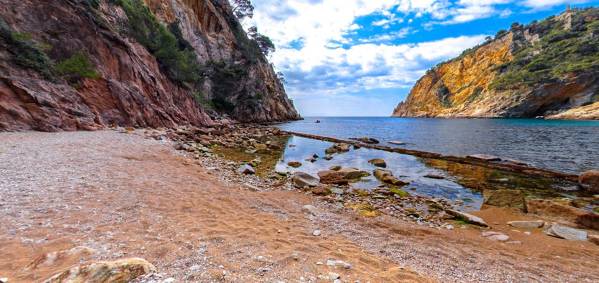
[[248, 26, 275, 56], [231, 0, 254, 20], [113, 0, 203, 85]]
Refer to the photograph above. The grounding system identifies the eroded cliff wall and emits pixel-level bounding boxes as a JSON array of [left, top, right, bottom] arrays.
[[0, 0, 299, 131], [393, 8, 599, 120]]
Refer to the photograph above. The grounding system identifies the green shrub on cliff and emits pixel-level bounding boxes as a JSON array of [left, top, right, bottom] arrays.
[[56, 52, 100, 80], [112, 0, 203, 85], [0, 18, 54, 79], [491, 8, 599, 90]]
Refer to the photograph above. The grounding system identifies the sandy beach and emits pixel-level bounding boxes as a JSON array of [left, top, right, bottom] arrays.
[[1, 129, 598, 282]]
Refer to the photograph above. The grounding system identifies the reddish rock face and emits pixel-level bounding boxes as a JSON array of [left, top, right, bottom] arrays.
[[392, 9, 599, 120], [0, 0, 299, 132]]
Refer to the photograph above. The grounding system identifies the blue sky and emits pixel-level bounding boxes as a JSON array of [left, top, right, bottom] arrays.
[[247, 0, 599, 117]]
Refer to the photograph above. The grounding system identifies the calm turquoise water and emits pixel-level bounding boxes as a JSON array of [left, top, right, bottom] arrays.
[[278, 117, 599, 174]]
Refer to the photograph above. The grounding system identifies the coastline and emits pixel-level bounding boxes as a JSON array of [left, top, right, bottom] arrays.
[[1, 126, 598, 282]]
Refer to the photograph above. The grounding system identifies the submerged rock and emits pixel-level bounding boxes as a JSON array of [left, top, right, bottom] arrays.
[[43, 258, 155, 283], [350, 137, 380, 144], [287, 161, 302, 168], [544, 224, 587, 241], [446, 209, 488, 227], [579, 170, 599, 193], [292, 172, 320, 188], [368, 158, 387, 168], [483, 189, 525, 210]]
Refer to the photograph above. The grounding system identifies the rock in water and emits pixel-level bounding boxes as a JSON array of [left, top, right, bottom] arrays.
[[507, 220, 544, 229], [287, 161, 302, 168], [325, 143, 351, 154], [292, 172, 320, 188], [239, 164, 256, 175], [43, 258, 156, 283], [389, 141, 406, 145], [368, 158, 387, 168], [466, 154, 501, 162], [544, 224, 587, 241], [579, 170, 599, 193], [318, 168, 369, 184], [351, 137, 380, 144], [446, 209, 488, 227], [373, 169, 408, 186]]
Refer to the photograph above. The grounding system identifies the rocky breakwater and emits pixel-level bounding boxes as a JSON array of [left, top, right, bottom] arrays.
[[393, 8, 599, 119], [0, 0, 299, 131]]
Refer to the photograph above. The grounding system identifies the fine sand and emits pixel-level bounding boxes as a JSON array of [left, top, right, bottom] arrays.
[[0, 130, 598, 282]]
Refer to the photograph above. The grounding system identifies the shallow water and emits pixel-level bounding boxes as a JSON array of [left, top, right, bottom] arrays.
[[274, 136, 582, 212], [278, 117, 599, 174]]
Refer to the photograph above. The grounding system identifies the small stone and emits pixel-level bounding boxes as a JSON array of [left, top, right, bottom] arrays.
[[238, 164, 255, 175], [291, 252, 300, 260], [302, 205, 318, 215], [524, 231, 531, 235], [389, 140, 406, 145], [329, 165, 342, 171], [445, 224, 454, 230], [589, 235, 599, 246], [507, 220, 544, 229], [328, 272, 341, 280], [0, 278, 7, 283], [312, 230, 321, 236]]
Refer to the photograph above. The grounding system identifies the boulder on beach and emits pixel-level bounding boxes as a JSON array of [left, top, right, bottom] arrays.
[[508, 220, 545, 229], [544, 223, 587, 241], [292, 172, 320, 188], [44, 258, 156, 283], [318, 168, 369, 184], [526, 199, 599, 230], [446, 209, 488, 227], [579, 170, 599, 193], [483, 189, 525, 210], [368, 158, 387, 168]]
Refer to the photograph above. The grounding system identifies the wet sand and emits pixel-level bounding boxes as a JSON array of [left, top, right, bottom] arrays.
[[0, 130, 598, 282]]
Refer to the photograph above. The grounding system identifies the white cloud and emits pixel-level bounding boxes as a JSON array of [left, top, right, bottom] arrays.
[[522, 0, 590, 9]]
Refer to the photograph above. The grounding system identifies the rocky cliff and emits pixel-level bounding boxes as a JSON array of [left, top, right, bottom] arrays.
[[393, 8, 599, 120], [0, 0, 300, 131]]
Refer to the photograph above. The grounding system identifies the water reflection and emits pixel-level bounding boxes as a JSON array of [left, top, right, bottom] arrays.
[[274, 136, 582, 211]]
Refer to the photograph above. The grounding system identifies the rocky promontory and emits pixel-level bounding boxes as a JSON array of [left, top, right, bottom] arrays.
[[0, 0, 300, 131], [393, 8, 599, 120]]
